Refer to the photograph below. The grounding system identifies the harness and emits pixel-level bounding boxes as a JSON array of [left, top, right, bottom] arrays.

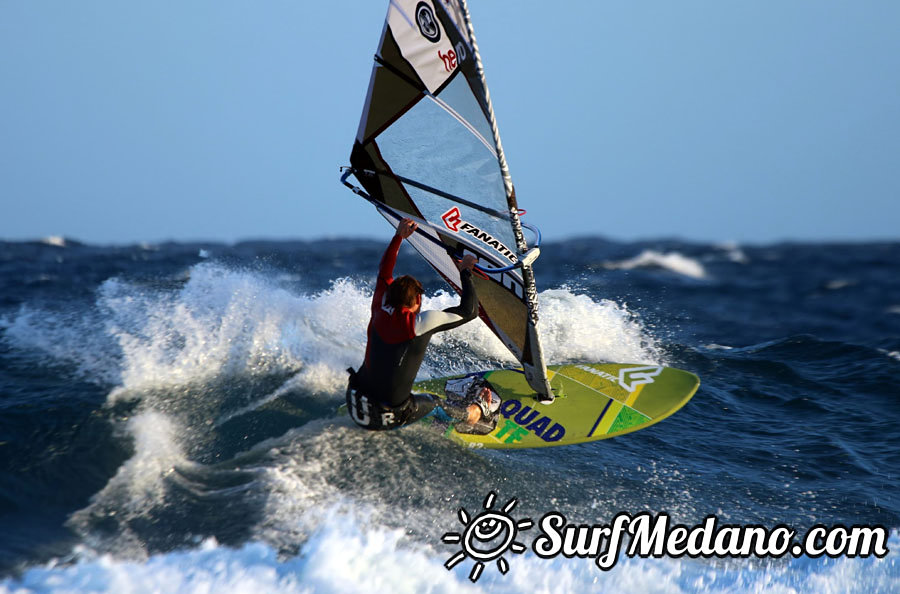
[[345, 367, 413, 430]]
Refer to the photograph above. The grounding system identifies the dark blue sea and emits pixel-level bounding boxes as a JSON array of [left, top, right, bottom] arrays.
[[1, 236, 898, 592]]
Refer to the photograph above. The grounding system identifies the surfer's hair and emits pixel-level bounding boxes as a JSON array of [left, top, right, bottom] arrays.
[[387, 275, 424, 309]]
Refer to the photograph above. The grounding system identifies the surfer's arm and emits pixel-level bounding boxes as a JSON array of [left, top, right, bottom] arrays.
[[377, 234, 403, 285], [451, 268, 478, 321], [413, 270, 478, 335], [377, 219, 417, 285]]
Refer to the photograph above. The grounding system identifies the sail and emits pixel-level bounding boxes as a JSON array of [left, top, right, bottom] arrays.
[[343, 0, 552, 399]]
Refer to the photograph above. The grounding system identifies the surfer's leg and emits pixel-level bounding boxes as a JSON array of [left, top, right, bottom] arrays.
[[439, 388, 501, 424], [346, 381, 413, 430], [402, 393, 438, 425], [346, 383, 378, 429], [439, 401, 479, 424]]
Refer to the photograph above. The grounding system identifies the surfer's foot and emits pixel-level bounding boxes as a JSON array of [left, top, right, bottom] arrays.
[[475, 387, 501, 422]]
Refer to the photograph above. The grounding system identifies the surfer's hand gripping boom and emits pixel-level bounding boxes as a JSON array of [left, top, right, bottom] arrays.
[[396, 218, 418, 239], [457, 254, 478, 272]]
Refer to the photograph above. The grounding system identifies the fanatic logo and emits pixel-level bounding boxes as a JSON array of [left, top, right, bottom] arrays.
[[441, 491, 533, 583], [439, 207, 517, 263], [441, 206, 462, 231]]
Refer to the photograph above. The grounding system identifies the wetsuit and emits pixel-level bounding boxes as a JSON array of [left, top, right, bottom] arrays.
[[347, 234, 478, 430]]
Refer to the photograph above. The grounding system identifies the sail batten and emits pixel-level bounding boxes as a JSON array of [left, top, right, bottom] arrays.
[[344, 0, 552, 399]]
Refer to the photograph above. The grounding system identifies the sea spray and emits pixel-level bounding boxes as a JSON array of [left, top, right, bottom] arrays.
[[603, 250, 707, 280]]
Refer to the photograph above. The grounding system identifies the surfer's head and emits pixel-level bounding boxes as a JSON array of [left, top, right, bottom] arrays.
[[387, 275, 424, 312]]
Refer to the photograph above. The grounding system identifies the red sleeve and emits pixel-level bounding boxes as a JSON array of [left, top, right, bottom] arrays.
[[372, 234, 402, 308], [378, 234, 402, 284]]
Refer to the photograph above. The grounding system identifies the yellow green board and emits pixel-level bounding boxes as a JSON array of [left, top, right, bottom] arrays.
[[415, 363, 700, 449]]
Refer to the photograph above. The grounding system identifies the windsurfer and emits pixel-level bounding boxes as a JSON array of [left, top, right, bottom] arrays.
[[346, 218, 499, 430]]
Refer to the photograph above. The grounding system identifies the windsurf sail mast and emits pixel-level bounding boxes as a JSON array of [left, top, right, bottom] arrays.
[[341, 0, 553, 400]]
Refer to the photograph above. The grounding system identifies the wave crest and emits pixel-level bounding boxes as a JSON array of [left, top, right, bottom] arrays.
[[604, 250, 707, 279]]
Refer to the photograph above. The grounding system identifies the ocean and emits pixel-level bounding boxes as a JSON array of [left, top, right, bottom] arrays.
[[1, 236, 898, 593]]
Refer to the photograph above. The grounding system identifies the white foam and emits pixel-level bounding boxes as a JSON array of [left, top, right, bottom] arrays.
[[537, 289, 662, 365], [214, 374, 301, 426], [41, 235, 67, 247], [96, 265, 372, 400], [66, 411, 188, 558], [0, 305, 122, 385], [714, 241, 749, 264], [604, 250, 707, 279], [824, 279, 855, 290], [416, 287, 662, 378], [2, 262, 663, 399]]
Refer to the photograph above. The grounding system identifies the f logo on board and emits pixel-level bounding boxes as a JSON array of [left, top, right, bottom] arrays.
[[442, 206, 462, 231], [618, 366, 663, 392]]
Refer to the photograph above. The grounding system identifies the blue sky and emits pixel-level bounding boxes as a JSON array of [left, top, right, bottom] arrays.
[[2, 1, 898, 245]]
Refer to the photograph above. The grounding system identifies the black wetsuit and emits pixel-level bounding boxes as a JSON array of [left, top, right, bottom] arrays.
[[347, 234, 478, 430]]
